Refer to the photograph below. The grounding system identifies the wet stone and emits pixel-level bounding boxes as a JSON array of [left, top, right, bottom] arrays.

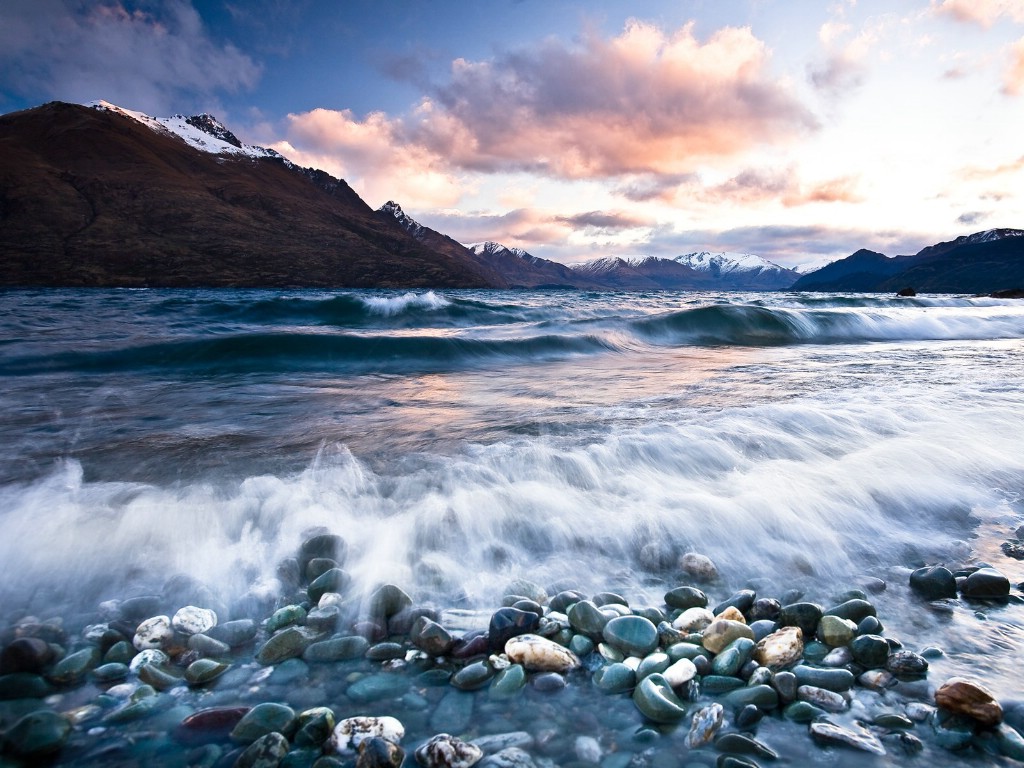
[[490, 664, 527, 697], [256, 627, 320, 666], [0, 637, 54, 675], [850, 634, 889, 669], [0, 672, 52, 700], [633, 673, 688, 723], [188, 633, 231, 657], [751, 626, 803, 670], [48, 646, 100, 685], [133, 615, 173, 651], [793, 665, 854, 692], [723, 684, 778, 711], [175, 707, 250, 746], [636, 652, 671, 680], [798, 684, 848, 713], [366, 642, 405, 661], [714, 733, 778, 760], [308, 569, 352, 604], [207, 619, 258, 647], [415, 733, 484, 768], [664, 587, 708, 610], [236, 731, 290, 768], [961, 567, 1011, 599], [713, 590, 756, 617], [568, 601, 613, 638], [909, 566, 957, 600], [886, 649, 928, 677], [306, 606, 341, 633], [505, 634, 580, 673], [531, 672, 566, 692], [701, 675, 745, 694], [748, 598, 781, 622], [776, 602, 823, 637], [489, 608, 541, 651], [823, 599, 876, 624], [816, 615, 856, 647], [358, 736, 406, 768], [368, 584, 413, 623], [331, 716, 405, 756], [303, 635, 367, 663], [603, 616, 659, 657], [810, 721, 886, 755], [702, 620, 754, 655], [771, 670, 797, 702], [348, 673, 411, 702], [3, 709, 72, 757], [784, 701, 825, 723], [710, 637, 754, 677], [289, 707, 335, 749], [686, 702, 724, 748], [935, 677, 1003, 727], [138, 663, 181, 691], [451, 661, 495, 691], [411, 617, 455, 657], [173, 606, 218, 635], [267, 605, 307, 634], [184, 658, 229, 686], [672, 607, 715, 634], [92, 662, 130, 683], [299, 533, 348, 574], [231, 703, 297, 744], [594, 662, 637, 694]]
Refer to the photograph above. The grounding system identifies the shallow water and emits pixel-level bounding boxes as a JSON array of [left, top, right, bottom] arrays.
[[1, 288, 1023, 736]]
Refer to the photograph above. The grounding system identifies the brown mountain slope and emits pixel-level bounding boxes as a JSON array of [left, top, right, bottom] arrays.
[[0, 102, 499, 288]]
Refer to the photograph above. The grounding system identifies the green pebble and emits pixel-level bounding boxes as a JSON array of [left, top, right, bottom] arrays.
[[489, 664, 526, 697]]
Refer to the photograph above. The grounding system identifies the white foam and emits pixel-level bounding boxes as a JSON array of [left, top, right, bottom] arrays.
[[359, 291, 451, 316]]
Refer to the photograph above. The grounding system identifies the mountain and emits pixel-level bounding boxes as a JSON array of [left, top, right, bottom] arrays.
[[673, 251, 800, 290], [791, 230, 1024, 293], [466, 241, 607, 289], [571, 257, 662, 289], [0, 101, 499, 287], [375, 202, 512, 288]]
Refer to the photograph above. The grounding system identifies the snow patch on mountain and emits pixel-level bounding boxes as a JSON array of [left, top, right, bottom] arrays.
[[466, 241, 532, 260], [674, 251, 791, 275], [88, 100, 284, 161], [380, 201, 426, 237]]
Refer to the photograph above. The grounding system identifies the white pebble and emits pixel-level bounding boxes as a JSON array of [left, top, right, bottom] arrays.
[[172, 606, 217, 635], [133, 615, 172, 651]]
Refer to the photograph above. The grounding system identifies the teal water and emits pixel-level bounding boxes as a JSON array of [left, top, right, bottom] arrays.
[[1, 288, 1023, 708]]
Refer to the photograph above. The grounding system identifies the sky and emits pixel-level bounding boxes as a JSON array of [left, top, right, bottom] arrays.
[[2, 1, 1023, 267]]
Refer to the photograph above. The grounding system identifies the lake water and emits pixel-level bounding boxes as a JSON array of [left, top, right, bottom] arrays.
[[1, 288, 1022, 764]]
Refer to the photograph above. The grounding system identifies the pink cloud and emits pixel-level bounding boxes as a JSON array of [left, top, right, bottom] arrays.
[[275, 20, 816, 201], [1004, 37, 1024, 94], [932, 0, 1024, 26]]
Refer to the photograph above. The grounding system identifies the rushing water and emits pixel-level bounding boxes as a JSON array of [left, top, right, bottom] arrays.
[[1, 288, 1023, 753]]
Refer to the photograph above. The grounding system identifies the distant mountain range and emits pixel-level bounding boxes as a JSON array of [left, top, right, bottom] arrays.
[[0, 100, 1021, 293], [790, 229, 1024, 293]]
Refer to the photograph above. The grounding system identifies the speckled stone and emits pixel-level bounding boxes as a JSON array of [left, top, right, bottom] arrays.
[[505, 634, 580, 673], [172, 606, 218, 635], [331, 716, 405, 756], [701, 620, 754, 655], [415, 733, 484, 768], [685, 703, 723, 748], [752, 626, 803, 670], [133, 615, 172, 651], [935, 677, 1003, 727], [810, 721, 885, 755]]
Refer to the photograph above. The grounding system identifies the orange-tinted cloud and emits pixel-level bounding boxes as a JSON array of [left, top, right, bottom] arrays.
[[1004, 37, 1024, 94], [932, 0, 1024, 26], [276, 20, 816, 198]]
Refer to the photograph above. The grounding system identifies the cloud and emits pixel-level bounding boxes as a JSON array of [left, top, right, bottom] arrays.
[[956, 211, 989, 226], [808, 16, 890, 96], [0, 0, 260, 115], [958, 153, 1024, 179], [1004, 37, 1024, 94], [932, 0, 1024, 27], [555, 211, 653, 232], [277, 19, 817, 196], [271, 107, 465, 209]]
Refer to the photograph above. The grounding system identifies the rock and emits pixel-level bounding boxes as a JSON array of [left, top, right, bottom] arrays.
[[777, 602, 823, 637], [685, 703, 723, 748], [896, 287, 916, 297], [636, 652, 671, 680], [874, 713, 913, 729], [664, 586, 708, 610], [489, 664, 527, 697], [549, 590, 586, 613], [961, 567, 1011, 599], [567, 600, 613, 637], [306, 605, 341, 632], [231, 703, 297, 744], [771, 670, 797, 702], [411, 617, 455, 657], [0, 672, 52, 699], [206, 619, 258, 647], [415, 733, 484, 768], [714, 733, 779, 760], [174, 706, 250, 746], [488, 608, 540, 652], [0, 637, 55, 674], [299, 533, 348, 574], [285, 706, 334, 749], [821, 646, 853, 667], [735, 704, 763, 729], [603, 616, 659, 657], [850, 634, 889, 669], [713, 590, 756, 617], [505, 634, 580, 673], [129, 647, 170, 673], [367, 584, 413, 624], [173, 606, 218, 635], [477, 747, 536, 768], [531, 672, 566, 692], [133, 615, 173, 650], [3, 710, 71, 757], [331, 716, 405, 756], [267, 605, 307, 633], [358, 736, 406, 768], [308, 568, 351, 604], [997, 723, 1024, 761], [574, 735, 602, 763], [752, 626, 803, 670], [748, 598, 781, 622], [935, 677, 1003, 727], [701, 620, 754, 654], [348, 673, 411, 702], [810, 721, 886, 755], [672, 607, 715, 633], [471, 733, 534, 753], [185, 658, 229, 686], [48, 646, 101, 685], [714, 606, 746, 623], [451, 661, 495, 691], [366, 642, 405, 662], [858, 669, 896, 690], [815, 615, 856, 647], [235, 731, 290, 768], [909, 566, 957, 600], [593, 662, 636, 694], [784, 701, 826, 723], [306, 557, 338, 582], [680, 552, 718, 581], [662, 657, 697, 688], [303, 635, 369, 663], [505, 579, 547, 604], [797, 684, 848, 712], [793, 665, 855, 692], [823, 598, 876, 623], [188, 633, 232, 657], [710, 637, 755, 677], [723, 684, 778, 711], [886, 650, 928, 677], [632, 673, 688, 723], [256, 627, 320, 666]]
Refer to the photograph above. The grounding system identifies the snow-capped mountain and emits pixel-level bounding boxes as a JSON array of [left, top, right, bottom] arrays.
[[467, 241, 531, 261], [673, 251, 799, 290], [89, 100, 283, 161], [380, 201, 427, 238]]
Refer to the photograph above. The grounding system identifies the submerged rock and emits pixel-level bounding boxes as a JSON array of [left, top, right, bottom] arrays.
[[960, 567, 1011, 599], [133, 615, 172, 650], [415, 733, 484, 768], [172, 605, 218, 635], [505, 634, 579, 673], [685, 702, 724, 748], [810, 721, 886, 755], [331, 715, 405, 756], [909, 566, 957, 600], [633, 673, 688, 723], [3, 710, 72, 757], [935, 677, 1003, 727]]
